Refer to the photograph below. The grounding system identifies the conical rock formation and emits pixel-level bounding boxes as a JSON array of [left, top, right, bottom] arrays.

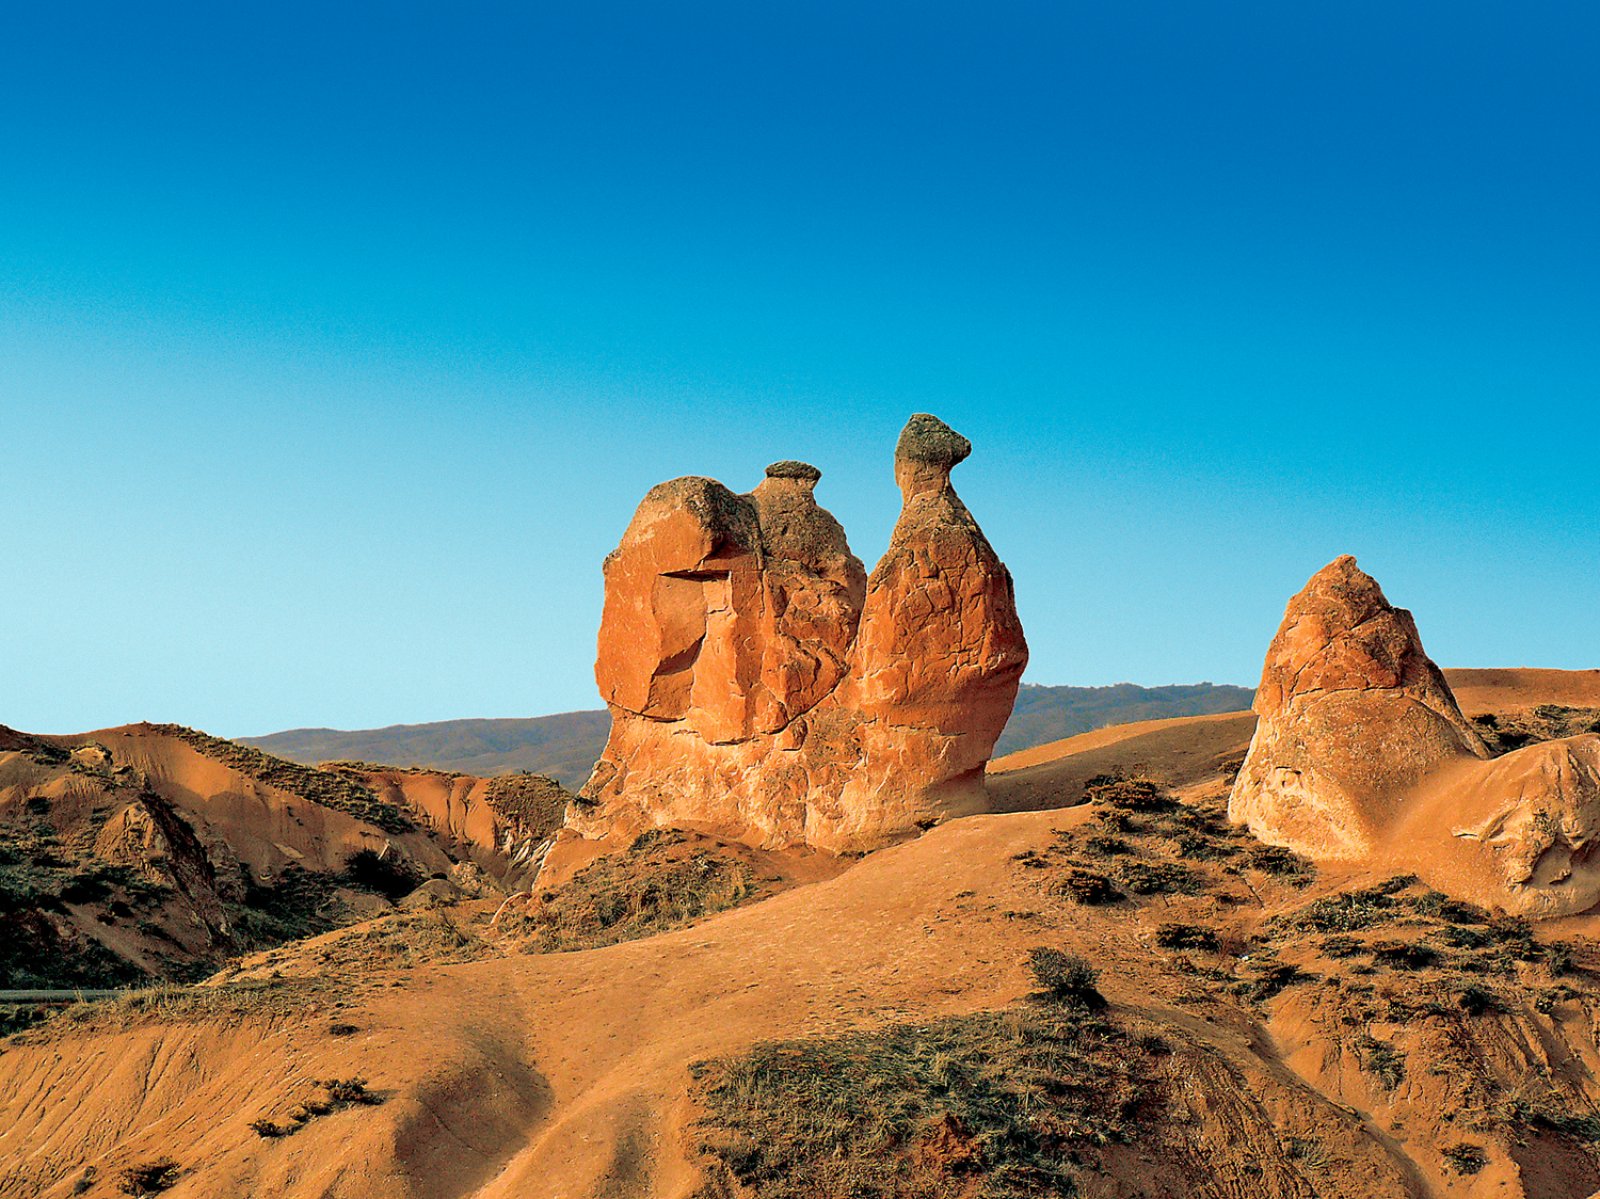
[[1233, 555, 1600, 916], [571, 414, 1027, 852], [1230, 555, 1488, 858]]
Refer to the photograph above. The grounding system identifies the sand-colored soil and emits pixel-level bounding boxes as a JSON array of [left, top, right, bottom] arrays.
[[4, 668, 1600, 1198]]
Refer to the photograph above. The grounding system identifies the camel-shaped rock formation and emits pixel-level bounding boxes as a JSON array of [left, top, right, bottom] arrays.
[[570, 414, 1028, 853], [1232, 555, 1600, 916]]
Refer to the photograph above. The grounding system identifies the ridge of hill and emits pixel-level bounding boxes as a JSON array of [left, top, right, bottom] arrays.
[[241, 683, 1256, 788]]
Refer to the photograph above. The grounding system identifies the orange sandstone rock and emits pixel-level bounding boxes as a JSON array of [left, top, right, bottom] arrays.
[[572, 414, 1027, 852], [1233, 555, 1600, 916], [1230, 555, 1487, 858]]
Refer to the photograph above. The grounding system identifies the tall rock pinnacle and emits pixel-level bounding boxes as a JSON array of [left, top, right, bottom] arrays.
[[571, 415, 1028, 852]]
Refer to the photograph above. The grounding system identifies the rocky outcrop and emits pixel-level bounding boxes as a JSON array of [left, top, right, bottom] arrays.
[[1440, 737, 1600, 917], [573, 414, 1027, 852], [1230, 555, 1488, 858], [1233, 555, 1600, 916]]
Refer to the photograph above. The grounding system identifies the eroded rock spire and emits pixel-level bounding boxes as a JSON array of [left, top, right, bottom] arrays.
[[571, 415, 1027, 852]]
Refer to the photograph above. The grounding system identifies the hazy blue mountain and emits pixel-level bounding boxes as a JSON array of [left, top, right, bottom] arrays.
[[244, 683, 1253, 789]]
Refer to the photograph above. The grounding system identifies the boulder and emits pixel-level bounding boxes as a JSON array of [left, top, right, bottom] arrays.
[[572, 414, 1027, 852], [1440, 736, 1600, 918]]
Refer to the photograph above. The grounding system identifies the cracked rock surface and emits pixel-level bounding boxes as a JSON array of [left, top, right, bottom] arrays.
[[572, 414, 1027, 852]]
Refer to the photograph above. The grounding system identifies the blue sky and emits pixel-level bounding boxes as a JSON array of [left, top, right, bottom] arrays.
[[2, 2, 1596, 737]]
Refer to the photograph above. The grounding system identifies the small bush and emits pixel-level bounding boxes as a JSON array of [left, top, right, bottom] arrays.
[[1156, 923, 1219, 952], [1086, 777, 1173, 812], [1247, 964, 1311, 1002], [1059, 869, 1121, 905], [1279, 886, 1401, 934], [1357, 1036, 1407, 1090], [1372, 941, 1438, 971], [328, 1022, 359, 1036], [1117, 860, 1203, 896], [1457, 983, 1502, 1016], [322, 1077, 383, 1106], [1027, 947, 1104, 1007], [1245, 845, 1312, 878], [119, 1161, 180, 1195], [1442, 1142, 1487, 1175]]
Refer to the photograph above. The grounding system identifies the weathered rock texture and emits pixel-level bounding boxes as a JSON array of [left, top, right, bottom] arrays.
[[1230, 555, 1488, 858], [1232, 555, 1600, 916], [573, 414, 1027, 852]]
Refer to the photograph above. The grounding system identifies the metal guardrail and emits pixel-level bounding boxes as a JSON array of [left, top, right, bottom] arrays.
[[0, 990, 127, 1004]]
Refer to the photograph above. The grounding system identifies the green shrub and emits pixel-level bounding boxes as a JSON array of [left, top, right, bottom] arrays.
[[1027, 947, 1104, 1007], [119, 1161, 180, 1195], [1442, 1143, 1487, 1175], [1058, 869, 1121, 905], [1155, 923, 1219, 952]]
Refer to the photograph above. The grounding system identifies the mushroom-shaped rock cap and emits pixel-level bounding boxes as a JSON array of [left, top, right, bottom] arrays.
[[896, 414, 972, 469], [764, 460, 822, 484], [893, 414, 972, 499]]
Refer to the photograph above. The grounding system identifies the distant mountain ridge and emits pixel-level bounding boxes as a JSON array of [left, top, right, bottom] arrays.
[[241, 711, 610, 788], [243, 683, 1255, 789], [993, 682, 1255, 758]]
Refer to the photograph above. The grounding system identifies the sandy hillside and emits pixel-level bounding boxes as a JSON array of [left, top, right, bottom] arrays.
[[3, 667, 1599, 1199]]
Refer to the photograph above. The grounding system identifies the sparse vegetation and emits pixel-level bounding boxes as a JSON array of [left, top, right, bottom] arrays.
[[250, 1078, 383, 1139], [1356, 1035, 1406, 1091], [514, 830, 758, 952], [482, 772, 572, 841], [14, 977, 344, 1044], [1116, 859, 1203, 896], [1472, 706, 1600, 756], [0, 815, 165, 988], [303, 909, 491, 972], [1027, 947, 1104, 1007], [1442, 1142, 1487, 1175], [118, 1160, 180, 1195], [691, 1000, 1158, 1198]]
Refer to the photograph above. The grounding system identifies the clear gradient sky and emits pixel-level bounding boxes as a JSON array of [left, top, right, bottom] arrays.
[[3, 2, 1596, 737]]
